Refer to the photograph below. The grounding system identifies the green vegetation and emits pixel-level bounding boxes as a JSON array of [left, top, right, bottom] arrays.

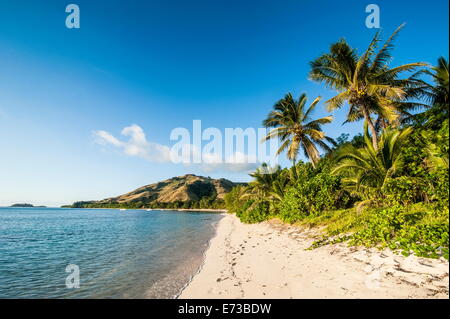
[[279, 160, 353, 223], [68, 197, 226, 210], [225, 26, 449, 260]]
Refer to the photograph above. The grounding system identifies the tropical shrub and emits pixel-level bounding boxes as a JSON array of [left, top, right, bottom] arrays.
[[332, 124, 412, 201], [224, 186, 246, 214], [429, 167, 449, 207], [382, 176, 429, 205], [278, 162, 352, 223], [350, 205, 449, 259], [235, 200, 271, 224]]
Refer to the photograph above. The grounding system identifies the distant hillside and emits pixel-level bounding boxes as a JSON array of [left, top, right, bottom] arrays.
[[65, 174, 244, 209]]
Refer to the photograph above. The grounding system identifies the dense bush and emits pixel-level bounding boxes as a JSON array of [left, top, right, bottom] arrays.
[[278, 164, 353, 223], [236, 200, 271, 224], [394, 120, 449, 208], [224, 186, 246, 214], [430, 167, 450, 207], [350, 205, 449, 259], [382, 176, 429, 205]]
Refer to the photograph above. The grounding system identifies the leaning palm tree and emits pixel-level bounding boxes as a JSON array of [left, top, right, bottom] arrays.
[[262, 93, 335, 168], [332, 122, 412, 202], [309, 24, 426, 150]]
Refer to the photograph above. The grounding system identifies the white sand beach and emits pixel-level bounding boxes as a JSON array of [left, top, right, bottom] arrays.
[[179, 214, 449, 299]]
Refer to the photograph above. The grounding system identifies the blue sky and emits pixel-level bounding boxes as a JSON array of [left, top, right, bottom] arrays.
[[0, 0, 448, 206]]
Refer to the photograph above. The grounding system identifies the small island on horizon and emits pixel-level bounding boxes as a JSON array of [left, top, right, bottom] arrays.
[[10, 203, 47, 208]]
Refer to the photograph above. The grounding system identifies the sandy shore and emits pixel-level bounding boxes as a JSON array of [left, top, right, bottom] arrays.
[[146, 208, 227, 213], [179, 214, 449, 299]]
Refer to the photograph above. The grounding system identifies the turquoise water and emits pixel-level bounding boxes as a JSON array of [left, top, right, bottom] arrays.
[[0, 207, 222, 298]]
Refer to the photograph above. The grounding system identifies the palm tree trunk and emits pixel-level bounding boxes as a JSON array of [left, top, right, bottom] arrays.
[[363, 107, 379, 150]]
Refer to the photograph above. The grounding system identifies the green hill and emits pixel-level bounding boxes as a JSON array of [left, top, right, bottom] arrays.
[[65, 174, 243, 209]]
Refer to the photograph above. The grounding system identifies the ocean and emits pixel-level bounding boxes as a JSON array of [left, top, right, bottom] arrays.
[[0, 207, 223, 298]]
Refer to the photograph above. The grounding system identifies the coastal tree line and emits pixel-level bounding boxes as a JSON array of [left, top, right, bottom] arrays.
[[68, 197, 226, 210], [225, 25, 449, 260]]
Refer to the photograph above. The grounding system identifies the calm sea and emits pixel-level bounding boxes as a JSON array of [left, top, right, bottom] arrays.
[[0, 207, 223, 298]]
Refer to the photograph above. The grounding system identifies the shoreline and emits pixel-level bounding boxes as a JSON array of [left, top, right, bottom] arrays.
[[57, 207, 227, 213], [144, 213, 226, 299], [179, 214, 449, 299], [175, 214, 226, 299], [146, 208, 227, 213]]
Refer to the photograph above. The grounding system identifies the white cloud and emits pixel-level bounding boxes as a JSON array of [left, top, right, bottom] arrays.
[[95, 130, 123, 147], [94, 124, 170, 163], [94, 124, 260, 172]]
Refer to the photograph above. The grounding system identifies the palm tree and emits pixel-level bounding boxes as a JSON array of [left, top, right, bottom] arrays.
[[239, 163, 288, 213], [262, 93, 335, 168], [408, 57, 449, 128], [332, 123, 412, 200], [244, 163, 283, 200], [428, 56, 449, 108], [309, 24, 426, 150]]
